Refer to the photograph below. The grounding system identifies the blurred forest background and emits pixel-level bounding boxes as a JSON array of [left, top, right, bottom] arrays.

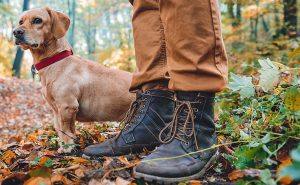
[[0, 0, 299, 78]]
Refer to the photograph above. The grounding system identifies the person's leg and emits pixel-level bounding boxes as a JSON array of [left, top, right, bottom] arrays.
[[129, 0, 169, 92], [134, 0, 228, 182], [84, 0, 175, 157]]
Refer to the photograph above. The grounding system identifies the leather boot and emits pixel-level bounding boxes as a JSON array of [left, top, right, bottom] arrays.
[[134, 91, 218, 184], [84, 89, 175, 156]]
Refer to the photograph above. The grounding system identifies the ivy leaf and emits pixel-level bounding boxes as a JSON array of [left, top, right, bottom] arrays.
[[258, 58, 280, 92], [228, 72, 255, 98]]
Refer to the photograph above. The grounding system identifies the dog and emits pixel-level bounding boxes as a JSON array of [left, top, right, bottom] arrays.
[[13, 7, 135, 153]]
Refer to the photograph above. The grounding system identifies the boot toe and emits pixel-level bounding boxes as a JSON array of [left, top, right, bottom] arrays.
[[83, 141, 114, 157], [135, 159, 189, 178]]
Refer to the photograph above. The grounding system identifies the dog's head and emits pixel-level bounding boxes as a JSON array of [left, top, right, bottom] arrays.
[[13, 7, 70, 50]]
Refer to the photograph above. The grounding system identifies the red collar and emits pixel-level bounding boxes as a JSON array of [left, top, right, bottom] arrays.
[[34, 50, 73, 71]]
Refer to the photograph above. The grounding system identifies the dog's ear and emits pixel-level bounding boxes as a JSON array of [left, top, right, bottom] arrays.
[[45, 7, 70, 39]]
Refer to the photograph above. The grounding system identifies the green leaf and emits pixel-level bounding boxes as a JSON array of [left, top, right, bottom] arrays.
[[44, 158, 53, 168], [228, 72, 255, 98], [258, 58, 280, 92], [260, 169, 276, 185], [233, 146, 267, 169]]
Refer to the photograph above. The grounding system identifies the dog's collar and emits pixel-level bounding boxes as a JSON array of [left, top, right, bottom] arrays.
[[34, 50, 73, 71]]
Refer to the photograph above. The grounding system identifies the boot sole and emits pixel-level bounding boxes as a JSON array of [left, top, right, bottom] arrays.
[[134, 150, 219, 184]]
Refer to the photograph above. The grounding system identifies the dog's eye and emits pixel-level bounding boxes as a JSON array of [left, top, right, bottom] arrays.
[[32, 18, 42, 24], [19, 20, 24, 25]]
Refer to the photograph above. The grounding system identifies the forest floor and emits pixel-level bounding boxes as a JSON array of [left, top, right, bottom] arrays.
[[0, 77, 231, 185], [0, 76, 299, 185]]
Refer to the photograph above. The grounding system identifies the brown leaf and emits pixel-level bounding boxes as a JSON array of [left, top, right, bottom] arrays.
[[51, 174, 71, 185], [74, 168, 85, 178], [228, 169, 261, 181], [0, 168, 11, 177], [72, 157, 89, 164], [21, 142, 34, 151], [8, 135, 22, 143], [116, 177, 131, 185]]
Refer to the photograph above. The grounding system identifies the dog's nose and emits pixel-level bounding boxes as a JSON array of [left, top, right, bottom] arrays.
[[13, 28, 25, 37]]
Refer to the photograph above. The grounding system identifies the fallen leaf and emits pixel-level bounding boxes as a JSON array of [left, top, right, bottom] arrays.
[[228, 73, 255, 98], [189, 180, 202, 185], [228, 169, 261, 181], [75, 168, 85, 178], [8, 136, 21, 144], [116, 176, 131, 185], [51, 174, 70, 184], [72, 157, 89, 164], [258, 58, 280, 92], [24, 177, 51, 185], [1, 150, 17, 165], [21, 142, 34, 151]]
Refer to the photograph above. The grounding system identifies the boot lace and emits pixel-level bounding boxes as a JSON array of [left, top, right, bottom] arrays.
[[119, 96, 148, 131], [158, 101, 200, 150]]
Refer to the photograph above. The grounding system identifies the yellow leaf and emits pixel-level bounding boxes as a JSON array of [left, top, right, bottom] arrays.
[[1, 150, 16, 165], [284, 87, 300, 111]]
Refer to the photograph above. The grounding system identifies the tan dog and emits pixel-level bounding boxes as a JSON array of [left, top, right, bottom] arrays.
[[13, 7, 135, 153]]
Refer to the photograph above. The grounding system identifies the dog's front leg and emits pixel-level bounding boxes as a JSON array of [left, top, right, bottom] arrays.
[[53, 114, 68, 153], [56, 103, 78, 153]]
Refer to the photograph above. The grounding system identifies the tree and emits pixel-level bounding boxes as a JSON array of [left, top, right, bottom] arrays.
[[282, 0, 298, 38], [67, 0, 76, 47], [12, 0, 29, 78]]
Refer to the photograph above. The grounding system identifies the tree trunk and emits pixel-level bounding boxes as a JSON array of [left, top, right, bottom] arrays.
[[67, 0, 76, 47], [283, 0, 298, 38], [236, 3, 241, 26], [261, 15, 270, 33], [12, 0, 30, 78]]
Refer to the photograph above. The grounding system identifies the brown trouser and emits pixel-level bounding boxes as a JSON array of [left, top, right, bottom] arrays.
[[129, 0, 228, 92]]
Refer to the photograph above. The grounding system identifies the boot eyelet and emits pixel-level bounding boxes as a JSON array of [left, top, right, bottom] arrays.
[[142, 105, 145, 108], [144, 98, 148, 101], [193, 115, 196, 119], [193, 108, 199, 112]]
